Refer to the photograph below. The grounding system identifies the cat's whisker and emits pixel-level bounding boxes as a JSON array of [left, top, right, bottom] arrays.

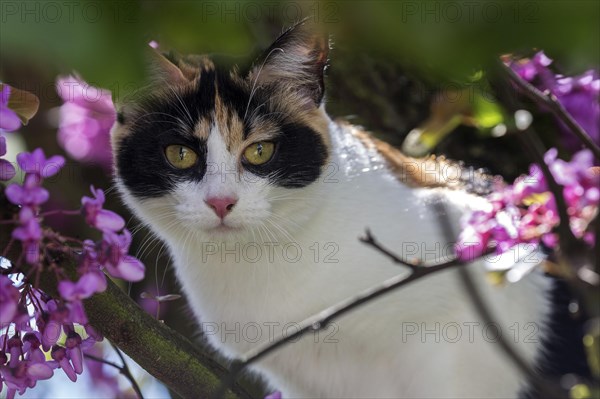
[[265, 218, 296, 244], [256, 223, 270, 247], [154, 240, 167, 289], [128, 111, 188, 130], [261, 221, 280, 244], [268, 196, 316, 202], [160, 248, 171, 289], [256, 110, 286, 120], [270, 212, 304, 233], [103, 185, 118, 195], [136, 239, 158, 262], [136, 216, 180, 259], [136, 231, 162, 260], [130, 212, 179, 238], [166, 86, 196, 128], [244, 47, 284, 122], [248, 101, 267, 121], [249, 223, 258, 247]]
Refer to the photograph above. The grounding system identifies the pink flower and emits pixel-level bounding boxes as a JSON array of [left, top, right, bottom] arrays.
[[99, 230, 145, 282], [50, 345, 77, 382], [22, 333, 46, 364], [58, 271, 107, 301], [0, 136, 15, 181], [508, 52, 599, 151], [64, 331, 84, 375], [81, 185, 125, 232], [5, 175, 49, 206], [56, 76, 116, 170], [16, 148, 65, 179], [11, 207, 42, 265], [0, 276, 20, 325], [0, 334, 54, 396]]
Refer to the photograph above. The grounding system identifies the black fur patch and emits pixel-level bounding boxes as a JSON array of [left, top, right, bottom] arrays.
[[117, 128, 208, 199], [520, 277, 591, 398], [242, 122, 328, 188], [215, 69, 252, 122], [116, 70, 216, 198], [116, 111, 125, 125]]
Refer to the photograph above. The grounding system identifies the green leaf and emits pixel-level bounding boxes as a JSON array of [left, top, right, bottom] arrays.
[[1, 83, 40, 125], [472, 93, 505, 129]]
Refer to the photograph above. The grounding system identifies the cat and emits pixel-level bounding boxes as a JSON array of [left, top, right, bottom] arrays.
[[111, 21, 553, 398]]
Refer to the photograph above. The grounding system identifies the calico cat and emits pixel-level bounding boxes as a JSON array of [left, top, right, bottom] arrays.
[[111, 21, 551, 398]]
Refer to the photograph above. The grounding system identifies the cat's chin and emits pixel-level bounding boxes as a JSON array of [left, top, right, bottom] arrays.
[[201, 223, 250, 239], [210, 224, 240, 233]]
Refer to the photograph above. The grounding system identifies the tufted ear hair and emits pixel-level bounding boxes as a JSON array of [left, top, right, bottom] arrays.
[[147, 48, 200, 84], [248, 19, 330, 107]]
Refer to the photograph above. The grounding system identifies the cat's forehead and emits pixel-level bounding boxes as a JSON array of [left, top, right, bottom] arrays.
[[120, 60, 329, 155]]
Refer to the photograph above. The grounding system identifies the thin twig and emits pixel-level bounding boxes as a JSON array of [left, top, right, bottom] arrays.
[[501, 61, 600, 159], [360, 228, 421, 270], [431, 200, 568, 399], [85, 351, 144, 399], [110, 341, 145, 399], [215, 230, 475, 398], [39, 209, 81, 217], [84, 353, 122, 370]]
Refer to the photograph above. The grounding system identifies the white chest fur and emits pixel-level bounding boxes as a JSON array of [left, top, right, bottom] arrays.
[[120, 120, 549, 398]]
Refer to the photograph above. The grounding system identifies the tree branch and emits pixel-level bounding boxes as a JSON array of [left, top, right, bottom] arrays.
[[501, 61, 600, 159], [84, 270, 249, 399], [0, 187, 251, 399]]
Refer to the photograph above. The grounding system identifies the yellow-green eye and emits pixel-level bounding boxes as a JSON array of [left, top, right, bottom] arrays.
[[243, 141, 275, 165], [165, 145, 198, 169]]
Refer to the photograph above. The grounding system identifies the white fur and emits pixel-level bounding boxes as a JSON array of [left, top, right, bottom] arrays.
[[116, 116, 550, 398]]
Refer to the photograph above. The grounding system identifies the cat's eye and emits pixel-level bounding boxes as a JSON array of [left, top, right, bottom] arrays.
[[243, 141, 275, 165], [164, 145, 198, 169]]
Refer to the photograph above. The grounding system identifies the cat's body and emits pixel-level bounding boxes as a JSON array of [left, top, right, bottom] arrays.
[[112, 22, 551, 397]]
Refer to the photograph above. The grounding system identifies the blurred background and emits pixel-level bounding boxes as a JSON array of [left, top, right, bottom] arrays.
[[1, 0, 599, 397]]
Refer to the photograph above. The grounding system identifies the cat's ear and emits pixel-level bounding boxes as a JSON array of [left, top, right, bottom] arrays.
[[249, 19, 329, 107], [147, 49, 196, 84]]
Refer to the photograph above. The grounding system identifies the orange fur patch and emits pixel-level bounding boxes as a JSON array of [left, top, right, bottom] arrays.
[[338, 119, 494, 192]]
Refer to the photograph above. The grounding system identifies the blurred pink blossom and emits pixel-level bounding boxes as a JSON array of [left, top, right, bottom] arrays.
[[56, 76, 116, 171]]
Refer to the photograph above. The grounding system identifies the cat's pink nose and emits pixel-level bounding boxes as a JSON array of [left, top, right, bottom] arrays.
[[205, 196, 237, 219]]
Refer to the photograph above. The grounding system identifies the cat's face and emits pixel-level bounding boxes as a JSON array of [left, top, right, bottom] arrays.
[[112, 22, 331, 241]]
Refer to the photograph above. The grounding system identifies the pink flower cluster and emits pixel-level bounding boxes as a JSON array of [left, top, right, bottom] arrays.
[[1, 85, 145, 397], [507, 51, 600, 151], [456, 148, 599, 261]]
